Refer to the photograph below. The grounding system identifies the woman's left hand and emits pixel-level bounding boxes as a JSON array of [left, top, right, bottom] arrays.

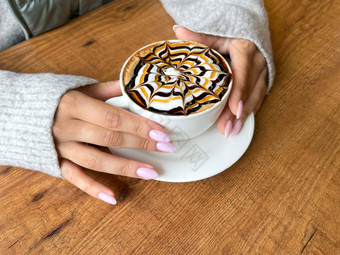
[[173, 25, 268, 137]]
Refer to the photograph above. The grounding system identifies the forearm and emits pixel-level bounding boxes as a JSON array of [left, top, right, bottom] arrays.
[[0, 70, 96, 178], [160, 0, 275, 91]]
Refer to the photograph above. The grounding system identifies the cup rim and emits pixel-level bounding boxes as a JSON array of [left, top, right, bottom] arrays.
[[119, 39, 233, 119]]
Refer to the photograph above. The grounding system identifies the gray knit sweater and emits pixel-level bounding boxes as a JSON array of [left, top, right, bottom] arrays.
[[0, 0, 275, 178]]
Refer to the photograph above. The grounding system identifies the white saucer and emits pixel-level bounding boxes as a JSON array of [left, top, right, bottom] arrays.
[[109, 113, 255, 183]]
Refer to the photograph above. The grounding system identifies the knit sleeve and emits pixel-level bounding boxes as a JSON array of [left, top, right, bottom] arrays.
[[0, 71, 97, 178], [160, 0, 275, 91]]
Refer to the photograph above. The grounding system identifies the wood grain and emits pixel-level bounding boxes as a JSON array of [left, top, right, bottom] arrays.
[[0, 0, 339, 254]]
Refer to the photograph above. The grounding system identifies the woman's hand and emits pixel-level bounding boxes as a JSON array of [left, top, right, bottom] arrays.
[[53, 81, 176, 205], [173, 25, 268, 137]]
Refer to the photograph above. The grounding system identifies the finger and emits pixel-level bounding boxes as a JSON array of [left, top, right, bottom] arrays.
[[59, 142, 159, 179], [77, 80, 122, 101], [240, 68, 267, 118], [54, 119, 176, 153], [59, 90, 170, 142], [60, 159, 117, 205], [173, 25, 230, 54], [232, 68, 267, 136], [227, 43, 260, 116], [217, 106, 235, 138]]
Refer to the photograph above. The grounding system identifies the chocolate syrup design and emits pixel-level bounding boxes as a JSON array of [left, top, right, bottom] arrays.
[[125, 41, 232, 115]]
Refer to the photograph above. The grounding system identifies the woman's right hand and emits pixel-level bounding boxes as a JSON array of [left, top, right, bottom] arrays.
[[53, 80, 176, 205]]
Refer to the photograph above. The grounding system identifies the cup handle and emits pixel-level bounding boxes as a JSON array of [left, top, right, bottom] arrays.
[[105, 95, 129, 110]]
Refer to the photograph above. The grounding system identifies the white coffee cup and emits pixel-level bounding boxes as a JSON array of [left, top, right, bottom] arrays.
[[106, 40, 233, 141]]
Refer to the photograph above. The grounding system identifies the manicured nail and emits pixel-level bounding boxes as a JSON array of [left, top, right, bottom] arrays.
[[224, 120, 233, 138], [236, 100, 243, 119], [98, 192, 117, 205], [233, 119, 243, 135], [172, 25, 181, 32], [156, 142, 177, 153], [149, 130, 171, 143], [136, 167, 158, 179]]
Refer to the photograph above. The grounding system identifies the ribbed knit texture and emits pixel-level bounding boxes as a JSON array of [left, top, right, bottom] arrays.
[[0, 71, 97, 178], [160, 0, 275, 91]]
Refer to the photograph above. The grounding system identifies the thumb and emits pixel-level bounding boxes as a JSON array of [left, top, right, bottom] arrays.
[[78, 80, 122, 101], [173, 25, 229, 54], [173, 25, 209, 44]]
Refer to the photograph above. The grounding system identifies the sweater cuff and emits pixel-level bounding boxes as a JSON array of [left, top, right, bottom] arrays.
[[161, 0, 275, 92], [0, 71, 97, 178]]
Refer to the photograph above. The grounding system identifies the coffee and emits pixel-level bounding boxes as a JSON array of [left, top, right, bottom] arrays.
[[123, 41, 232, 116]]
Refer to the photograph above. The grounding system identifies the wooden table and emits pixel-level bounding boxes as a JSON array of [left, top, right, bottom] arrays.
[[0, 0, 339, 254]]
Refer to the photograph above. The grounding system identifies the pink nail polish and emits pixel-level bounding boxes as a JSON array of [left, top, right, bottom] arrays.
[[149, 130, 171, 143], [156, 142, 177, 153], [236, 100, 243, 119], [224, 120, 233, 138], [98, 192, 117, 205], [136, 167, 158, 179], [172, 25, 181, 32], [233, 119, 243, 135]]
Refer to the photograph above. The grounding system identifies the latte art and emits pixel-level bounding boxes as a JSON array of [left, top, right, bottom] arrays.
[[124, 41, 232, 115]]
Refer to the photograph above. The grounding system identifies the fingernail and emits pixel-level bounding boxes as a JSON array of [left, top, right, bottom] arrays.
[[172, 25, 181, 32], [136, 167, 158, 179], [236, 100, 243, 119], [233, 119, 243, 135], [149, 130, 171, 143], [224, 120, 233, 138], [98, 192, 117, 205], [156, 142, 177, 153]]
